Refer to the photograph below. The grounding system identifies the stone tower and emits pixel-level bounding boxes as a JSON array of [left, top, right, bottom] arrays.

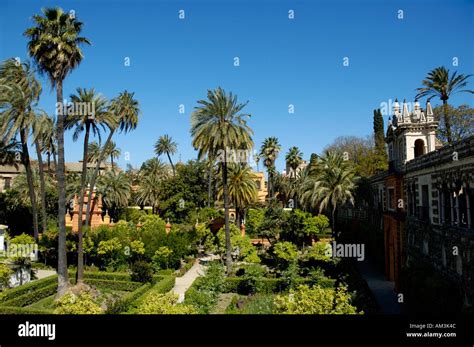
[[385, 99, 439, 170]]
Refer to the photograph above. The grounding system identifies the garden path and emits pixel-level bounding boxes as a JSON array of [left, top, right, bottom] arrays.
[[34, 269, 56, 280], [172, 260, 204, 303], [356, 257, 403, 314]]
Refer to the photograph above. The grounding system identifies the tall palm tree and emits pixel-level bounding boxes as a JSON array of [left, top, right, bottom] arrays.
[[65, 87, 113, 282], [154, 134, 177, 175], [285, 146, 303, 178], [217, 164, 257, 226], [32, 112, 52, 233], [0, 59, 41, 240], [37, 115, 56, 176], [97, 171, 131, 221], [84, 91, 139, 228], [191, 87, 253, 272], [300, 152, 356, 233], [25, 7, 91, 296], [416, 66, 473, 144], [140, 157, 168, 178], [260, 137, 281, 198]]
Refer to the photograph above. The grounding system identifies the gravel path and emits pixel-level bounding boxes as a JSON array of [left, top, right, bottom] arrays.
[[171, 261, 205, 303]]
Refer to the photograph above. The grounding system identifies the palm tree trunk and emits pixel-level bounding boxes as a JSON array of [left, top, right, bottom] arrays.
[[207, 160, 213, 207], [76, 123, 90, 283], [85, 129, 115, 227], [167, 152, 175, 176], [47, 152, 51, 177], [222, 152, 232, 273], [34, 140, 48, 233], [111, 153, 114, 170], [56, 80, 69, 297], [20, 129, 39, 240], [442, 100, 453, 144]]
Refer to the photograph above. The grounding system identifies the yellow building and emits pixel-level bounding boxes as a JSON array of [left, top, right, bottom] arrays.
[[252, 171, 268, 203]]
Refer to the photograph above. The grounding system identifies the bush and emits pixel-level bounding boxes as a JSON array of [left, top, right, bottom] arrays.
[[226, 294, 275, 314], [136, 292, 196, 314], [274, 284, 361, 314], [54, 292, 103, 314], [2, 283, 57, 307], [84, 279, 142, 292], [81, 271, 130, 282], [0, 263, 13, 289], [238, 264, 267, 294], [224, 277, 281, 294], [151, 276, 176, 293], [0, 275, 57, 303], [0, 306, 51, 314], [106, 282, 152, 314], [130, 260, 154, 283]]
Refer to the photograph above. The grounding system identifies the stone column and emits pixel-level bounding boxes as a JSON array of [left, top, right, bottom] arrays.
[[450, 192, 455, 225], [440, 189, 445, 223], [466, 191, 471, 228], [455, 191, 460, 225]]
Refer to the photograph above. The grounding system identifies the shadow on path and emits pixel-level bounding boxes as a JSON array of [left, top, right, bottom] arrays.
[[356, 258, 403, 314]]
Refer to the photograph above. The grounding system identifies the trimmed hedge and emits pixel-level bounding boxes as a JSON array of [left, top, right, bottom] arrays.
[[83, 271, 131, 282], [151, 276, 176, 294], [2, 283, 57, 307], [0, 306, 52, 314], [106, 282, 153, 314], [83, 278, 142, 292], [223, 277, 281, 294], [0, 275, 57, 303]]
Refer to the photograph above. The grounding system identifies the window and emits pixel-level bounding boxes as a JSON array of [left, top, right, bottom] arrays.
[[387, 188, 395, 211], [414, 139, 425, 158], [3, 177, 11, 190]]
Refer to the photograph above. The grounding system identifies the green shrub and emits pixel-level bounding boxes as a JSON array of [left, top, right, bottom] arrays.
[[151, 276, 176, 293], [226, 294, 275, 314], [223, 277, 281, 294], [238, 264, 268, 294], [2, 283, 57, 307], [136, 292, 196, 314], [130, 260, 154, 283], [0, 263, 13, 289], [106, 282, 152, 314], [274, 284, 361, 314], [0, 306, 52, 314], [83, 279, 142, 292], [0, 275, 57, 303], [156, 269, 174, 276], [81, 271, 131, 282], [54, 292, 103, 314]]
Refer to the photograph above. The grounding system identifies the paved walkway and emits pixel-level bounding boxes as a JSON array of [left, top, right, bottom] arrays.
[[34, 269, 56, 280], [356, 258, 402, 314], [172, 260, 205, 303]]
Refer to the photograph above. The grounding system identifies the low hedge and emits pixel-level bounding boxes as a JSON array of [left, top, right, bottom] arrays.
[[83, 271, 131, 282], [83, 278, 142, 292], [223, 277, 281, 294], [2, 283, 57, 307], [106, 282, 153, 314], [151, 276, 176, 294], [0, 306, 52, 314], [0, 275, 57, 303]]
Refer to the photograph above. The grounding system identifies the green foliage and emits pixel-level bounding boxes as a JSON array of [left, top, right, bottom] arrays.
[[246, 208, 265, 236], [433, 104, 474, 145], [303, 242, 334, 263], [184, 262, 225, 313], [54, 292, 103, 314], [9, 233, 35, 245], [238, 264, 268, 294], [130, 260, 154, 283], [0, 264, 13, 289], [152, 246, 173, 270], [3, 283, 57, 307], [84, 278, 142, 291], [119, 208, 148, 224], [226, 294, 275, 314], [273, 241, 298, 263], [0, 275, 56, 303], [224, 277, 280, 294], [274, 284, 361, 314], [136, 292, 196, 314], [280, 261, 301, 290]]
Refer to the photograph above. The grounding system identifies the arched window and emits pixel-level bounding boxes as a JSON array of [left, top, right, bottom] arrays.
[[414, 139, 425, 158]]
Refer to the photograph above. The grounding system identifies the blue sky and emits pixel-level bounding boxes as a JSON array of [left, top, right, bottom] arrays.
[[1, 0, 473, 171]]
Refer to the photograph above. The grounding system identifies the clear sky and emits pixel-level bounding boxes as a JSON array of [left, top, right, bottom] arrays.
[[1, 0, 473, 171]]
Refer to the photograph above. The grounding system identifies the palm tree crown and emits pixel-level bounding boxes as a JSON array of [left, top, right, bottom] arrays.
[[285, 146, 303, 178], [155, 134, 178, 175]]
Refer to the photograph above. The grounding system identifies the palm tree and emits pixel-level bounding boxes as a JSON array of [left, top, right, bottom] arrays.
[[11, 169, 53, 208], [191, 87, 253, 272], [64, 87, 112, 282], [32, 112, 52, 233], [300, 152, 356, 233], [154, 134, 177, 175], [416, 67, 473, 144], [105, 141, 121, 169], [0, 59, 41, 240], [87, 141, 102, 164], [260, 137, 281, 198], [140, 158, 168, 178], [84, 91, 139, 229], [37, 115, 56, 176], [97, 171, 131, 221], [135, 174, 162, 214], [0, 140, 20, 167], [285, 146, 303, 178], [25, 7, 91, 296], [217, 164, 257, 226]]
